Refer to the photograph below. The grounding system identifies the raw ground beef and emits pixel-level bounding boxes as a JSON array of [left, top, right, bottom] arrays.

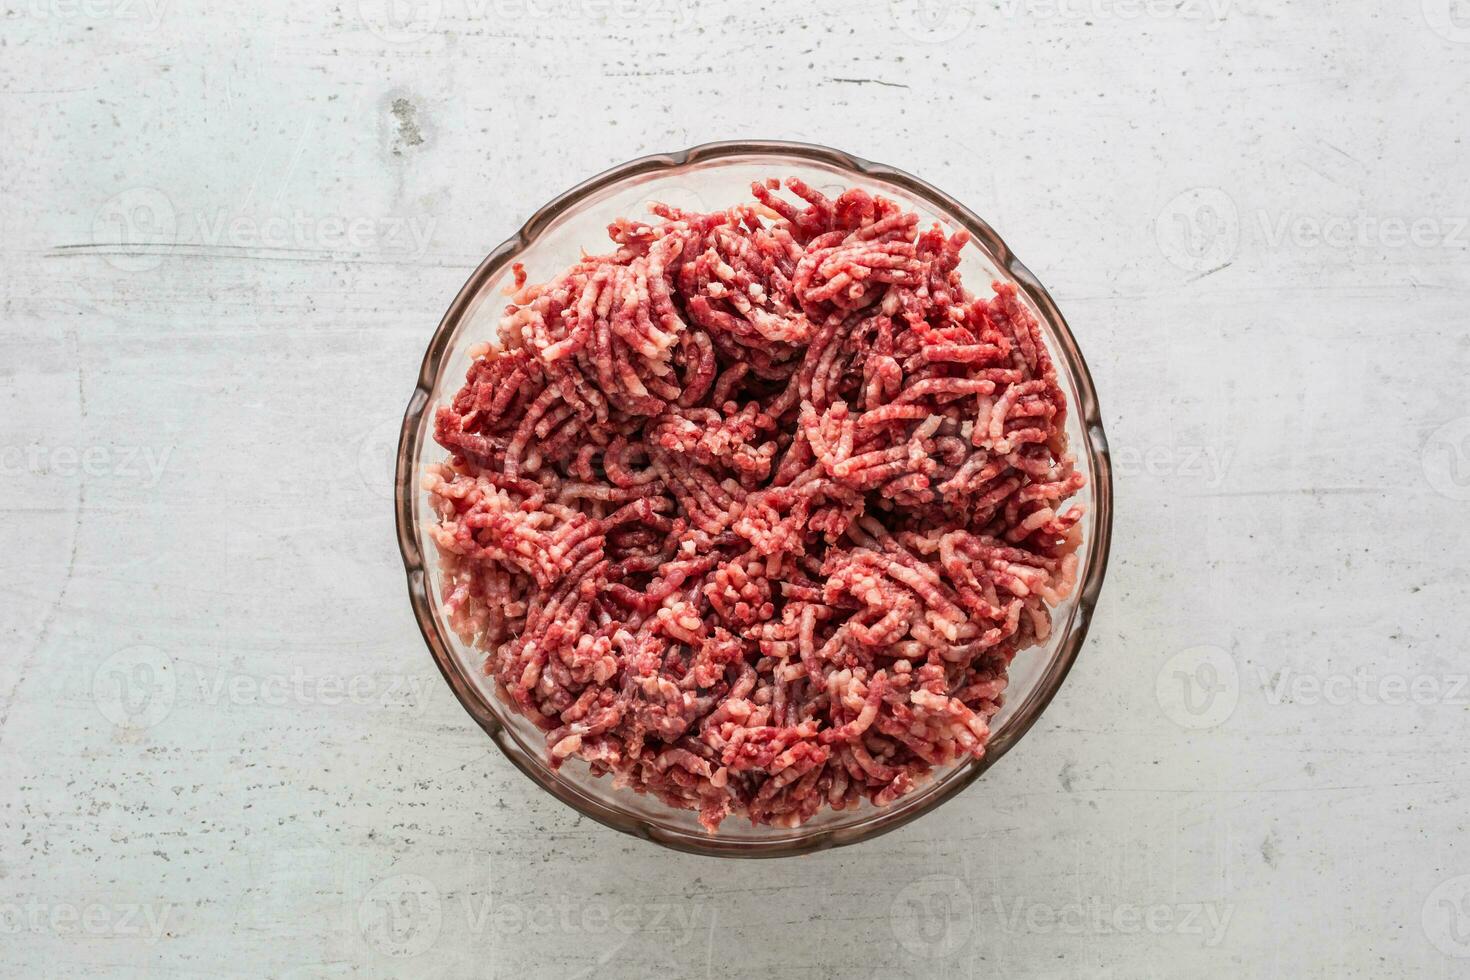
[[425, 178, 1085, 830]]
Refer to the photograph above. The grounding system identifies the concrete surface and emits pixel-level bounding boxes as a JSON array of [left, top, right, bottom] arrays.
[[2, 1, 1469, 976]]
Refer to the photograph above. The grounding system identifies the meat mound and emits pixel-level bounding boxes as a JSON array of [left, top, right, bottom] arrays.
[[426, 178, 1084, 830]]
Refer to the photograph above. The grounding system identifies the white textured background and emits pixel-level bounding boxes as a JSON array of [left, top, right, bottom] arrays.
[[3, 1, 1469, 976]]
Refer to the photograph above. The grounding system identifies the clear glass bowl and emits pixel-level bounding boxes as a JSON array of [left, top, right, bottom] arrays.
[[395, 140, 1113, 858]]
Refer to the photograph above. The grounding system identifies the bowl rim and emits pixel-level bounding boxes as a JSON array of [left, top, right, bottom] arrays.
[[395, 138, 1114, 858]]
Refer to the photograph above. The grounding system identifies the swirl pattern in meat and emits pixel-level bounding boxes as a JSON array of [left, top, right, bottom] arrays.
[[425, 178, 1085, 830]]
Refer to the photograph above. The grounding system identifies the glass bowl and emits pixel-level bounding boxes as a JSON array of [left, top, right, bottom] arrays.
[[395, 140, 1113, 858]]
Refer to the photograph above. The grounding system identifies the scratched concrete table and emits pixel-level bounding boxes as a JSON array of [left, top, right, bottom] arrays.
[[3, 2, 1469, 977]]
